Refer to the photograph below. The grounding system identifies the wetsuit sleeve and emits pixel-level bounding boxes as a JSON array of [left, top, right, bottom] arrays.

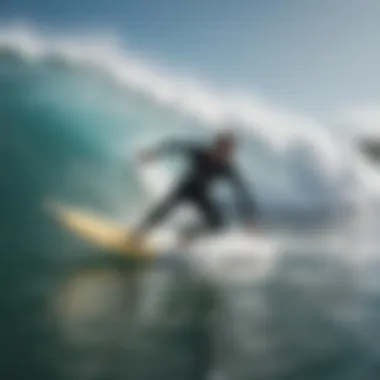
[[227, 166, 258, 224], [155, 141, 199, 157]]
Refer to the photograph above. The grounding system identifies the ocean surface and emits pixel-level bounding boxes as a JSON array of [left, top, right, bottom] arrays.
[[1, 26, 380, 380]]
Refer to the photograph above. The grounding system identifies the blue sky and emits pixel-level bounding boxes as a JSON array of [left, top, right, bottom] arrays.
[[1, 0, 380, 120]]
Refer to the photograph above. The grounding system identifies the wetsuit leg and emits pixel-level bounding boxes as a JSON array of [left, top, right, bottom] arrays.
[[193, 195, 224, 232], [135, 189, 183, 233]]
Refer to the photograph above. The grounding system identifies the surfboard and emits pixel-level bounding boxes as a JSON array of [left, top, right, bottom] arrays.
[[46, 201, 155, 259]]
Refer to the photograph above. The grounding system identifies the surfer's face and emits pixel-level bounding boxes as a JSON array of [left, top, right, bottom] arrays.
[[213, 137, 235, 161]]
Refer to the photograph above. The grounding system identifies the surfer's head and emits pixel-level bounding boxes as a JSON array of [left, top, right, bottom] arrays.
[[212, 130, 236, 161]]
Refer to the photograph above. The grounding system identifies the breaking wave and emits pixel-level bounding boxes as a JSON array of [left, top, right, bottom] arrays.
[[1, 24, 380, 380]]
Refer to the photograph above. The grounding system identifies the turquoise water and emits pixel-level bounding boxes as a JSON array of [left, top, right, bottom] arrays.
[[1, 34, 380, 380]]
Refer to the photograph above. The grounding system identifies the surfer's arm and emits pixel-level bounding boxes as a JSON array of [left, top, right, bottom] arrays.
[[138, 141, 198, 163], [227, 167, 258, 225], [157, 141, 199, 156]]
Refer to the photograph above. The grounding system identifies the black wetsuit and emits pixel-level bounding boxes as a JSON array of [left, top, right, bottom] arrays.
[[137, 141, 257, 234]]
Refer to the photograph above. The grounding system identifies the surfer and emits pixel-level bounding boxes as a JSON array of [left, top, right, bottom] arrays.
[[133, 131, 258, 242]]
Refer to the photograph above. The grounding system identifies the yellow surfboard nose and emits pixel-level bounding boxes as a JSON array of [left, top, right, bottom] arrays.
[[45, 200, 155, 260]]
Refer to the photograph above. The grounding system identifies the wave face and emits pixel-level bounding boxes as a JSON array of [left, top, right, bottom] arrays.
[[2, 26, 380, 222], [1, 26, 380, 380]]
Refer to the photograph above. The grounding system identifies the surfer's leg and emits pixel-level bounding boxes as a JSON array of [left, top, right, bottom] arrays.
[[198, 196, 224, 231], [185, 195, 223, 241], [134, 190, 182, 234]]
